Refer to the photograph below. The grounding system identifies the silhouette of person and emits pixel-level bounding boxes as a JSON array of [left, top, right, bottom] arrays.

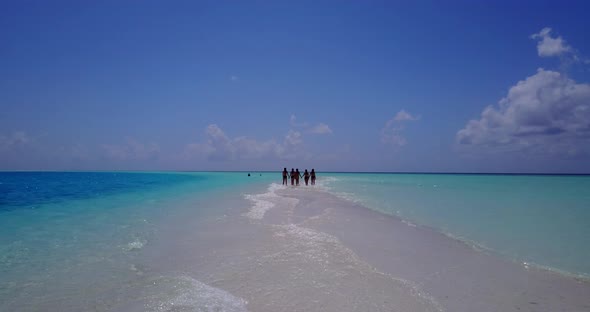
[[303, 169, 310, 185], [311, 169, 316, 185], [290, 168, 295, 186], [282, 168, 289, 185], [295, 169, 301, 186]]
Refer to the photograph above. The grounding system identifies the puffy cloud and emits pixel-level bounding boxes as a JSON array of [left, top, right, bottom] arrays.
[[381, 110, 419, 146], [204, 124, 234, 160], [284, 130, 302, 146], [457, 68, 590, 155], [291, 114, 332, 135], [393, 110, 420, 121], [276, 130, 307, 160], [289, 114, 309, 128], [309, 123, 333, 134], [101, 137, 160, 161], [530, 27, 572, 57], [185, 125, 307, 161]]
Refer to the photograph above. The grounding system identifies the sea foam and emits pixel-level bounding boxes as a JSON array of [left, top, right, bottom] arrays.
[[126, 275, 249, 312], [243, 183, 287, 220], [153, 276, 248, 312]]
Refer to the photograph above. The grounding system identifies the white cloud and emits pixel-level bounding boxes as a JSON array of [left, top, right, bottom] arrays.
[[530, 27, 572, 57], [291, 114, 332, 135], [230, 75, 239, 81], [185, 124, 307, 161], [204, 124, 234, 160], [289, 114, 309, 128], [381, 110, 419, 146], [394, 110, 420, 121], [284, 130, 302, 146], [101, 138, 160, 161], [309, 123, 333, 134], [457, 68, 590, 155]]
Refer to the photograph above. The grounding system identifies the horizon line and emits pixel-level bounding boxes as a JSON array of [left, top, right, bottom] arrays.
[[0, 170, 589, 176]]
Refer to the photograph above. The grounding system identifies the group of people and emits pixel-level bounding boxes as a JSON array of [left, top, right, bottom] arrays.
[[282, 168, 316, 186]]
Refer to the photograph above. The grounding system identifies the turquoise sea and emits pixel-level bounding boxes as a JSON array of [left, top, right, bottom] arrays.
[[320, 173, 590, 278], [0, 171, 275, 310], [1, 171, 589, 310]]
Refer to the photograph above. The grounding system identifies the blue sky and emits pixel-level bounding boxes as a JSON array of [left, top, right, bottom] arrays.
[[1, 1, 590, 173]]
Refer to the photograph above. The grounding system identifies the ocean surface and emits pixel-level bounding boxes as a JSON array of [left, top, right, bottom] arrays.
[[319, 173, 590, 278], [1, 171, 589, 310], [0, 171, 275, 311]]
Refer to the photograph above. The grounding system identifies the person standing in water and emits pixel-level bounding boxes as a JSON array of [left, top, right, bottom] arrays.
[[303, 169, 310, 185], [282, 168, 289, 185], [295, 169, 301, 186], [290, 168, 296, 186], [311, 169, 316, 185]]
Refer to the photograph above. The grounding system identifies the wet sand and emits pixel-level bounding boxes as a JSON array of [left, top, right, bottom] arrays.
[[271, 187, 590, 312], [135, 184, 589, 312]]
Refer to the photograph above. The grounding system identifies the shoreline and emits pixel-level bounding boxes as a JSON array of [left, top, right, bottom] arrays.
[[322, 184, 590, 282], [247, 184, 590, 311], [5, 176, 586, 311]]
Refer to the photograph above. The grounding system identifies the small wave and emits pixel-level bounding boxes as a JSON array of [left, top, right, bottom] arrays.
[[432, 230, 589, 280], [267, 182, 287, 193], [125, 239, 145, 251], [243, 195, 274, 220], [129, 264, 146, 276], [269, 224, 444, 311], [143, 275, 249, 312], [402, 220, 417, 227], [313, 176, 339, 191], [243, 183, 286, 220], [273, 224, 340, 246], [311, 176, 365, 205], [319, 176, 340, 183], [520, 261, 590, 281]]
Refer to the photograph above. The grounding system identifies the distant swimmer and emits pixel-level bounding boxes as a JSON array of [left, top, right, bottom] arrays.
[[303, 169, 310, 185], [248, 173, 251, 177], [311, 169, 316, 185], [290, 168, 295, 186], [282, 168, 289, 185]]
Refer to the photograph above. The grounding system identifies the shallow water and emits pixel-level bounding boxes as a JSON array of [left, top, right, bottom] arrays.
[[1, 171, 589, 311], [318, 173, 590, 277], [0, 171, 273, 311]]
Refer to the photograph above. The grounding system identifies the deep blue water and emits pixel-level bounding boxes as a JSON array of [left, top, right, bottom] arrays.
[[0, 171, 201, 211], [0, 171, 275, 311]]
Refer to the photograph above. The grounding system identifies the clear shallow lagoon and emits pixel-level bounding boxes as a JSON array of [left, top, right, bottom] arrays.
[[0, 171, 274, 311], [320, 173, 590, 278], [1, 171, 589, 311]]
